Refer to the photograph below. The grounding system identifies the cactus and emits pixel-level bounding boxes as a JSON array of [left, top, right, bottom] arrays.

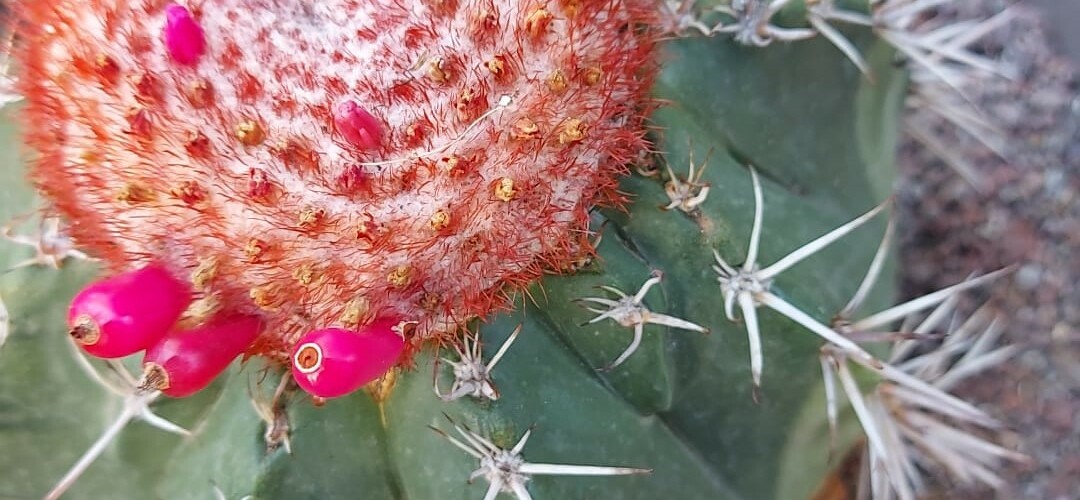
[[0, 1, 1025, 499]]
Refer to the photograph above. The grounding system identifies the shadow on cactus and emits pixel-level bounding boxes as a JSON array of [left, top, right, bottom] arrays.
[[0, 1, 1024, 499]]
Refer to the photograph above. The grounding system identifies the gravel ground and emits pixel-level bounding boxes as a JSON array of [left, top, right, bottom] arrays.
[[895, 1, 1079, 498]]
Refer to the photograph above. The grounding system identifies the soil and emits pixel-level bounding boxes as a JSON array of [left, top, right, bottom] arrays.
[[895, 1, 1079, 498]]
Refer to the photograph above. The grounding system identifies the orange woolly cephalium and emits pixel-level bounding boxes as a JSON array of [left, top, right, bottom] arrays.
[[13, 0, 659, 363]]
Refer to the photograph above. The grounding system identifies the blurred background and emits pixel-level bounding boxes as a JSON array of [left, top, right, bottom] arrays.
[[894, 1, 1077, 498]]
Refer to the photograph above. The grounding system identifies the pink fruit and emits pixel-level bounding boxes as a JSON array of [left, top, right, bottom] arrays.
[[291, 319, 406, 398], [68, 264, 192, 358], [142, 314, 264, 397], [162, 3, 205, 66], [333, 100, 383, 150]]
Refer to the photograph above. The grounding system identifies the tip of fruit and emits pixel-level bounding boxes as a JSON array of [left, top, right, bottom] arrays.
[[67, 316, 100, 346], [139, 362, 171, 392], [293, 342, 323, 374]]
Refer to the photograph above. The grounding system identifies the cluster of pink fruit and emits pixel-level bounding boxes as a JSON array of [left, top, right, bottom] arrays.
[[67, 264, 405, 399], [21, 0, 654, 406]]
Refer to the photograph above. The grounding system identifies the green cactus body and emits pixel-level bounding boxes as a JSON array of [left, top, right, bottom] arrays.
[[0, 1, 1022, 499]]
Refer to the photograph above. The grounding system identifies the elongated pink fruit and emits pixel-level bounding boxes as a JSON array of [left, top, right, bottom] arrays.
[[291, 319, 406, 398], [162, 3, 205, 65], [142, 314, 263, 397], [333, 100, 382, 150], [68, 264, 192, 358]]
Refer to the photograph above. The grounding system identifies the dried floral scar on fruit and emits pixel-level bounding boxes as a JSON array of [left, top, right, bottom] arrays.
[[12, 0, 658, 397]]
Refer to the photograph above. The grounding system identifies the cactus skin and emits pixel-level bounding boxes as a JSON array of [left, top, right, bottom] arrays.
[[0, 3, 910, 500], [13, 0, 657, 359]]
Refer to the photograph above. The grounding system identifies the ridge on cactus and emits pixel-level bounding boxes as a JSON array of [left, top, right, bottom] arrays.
[[12, 0, 658, 381]]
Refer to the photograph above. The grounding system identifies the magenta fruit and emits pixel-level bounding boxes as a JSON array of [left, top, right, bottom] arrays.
[[142, 314, 264, 397], [162, 3, 205, 66], [332, 100, 383, 150], [291, 318, 406, 399], [67, 263, 192, 358]]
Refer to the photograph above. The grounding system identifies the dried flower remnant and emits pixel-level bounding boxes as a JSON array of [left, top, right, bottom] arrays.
[[248, 374, 296, 455], [661, 144, 711, 212]]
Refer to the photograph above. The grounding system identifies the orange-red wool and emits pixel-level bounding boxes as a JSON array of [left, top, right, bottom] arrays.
[[13, 0, 658, 360]]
